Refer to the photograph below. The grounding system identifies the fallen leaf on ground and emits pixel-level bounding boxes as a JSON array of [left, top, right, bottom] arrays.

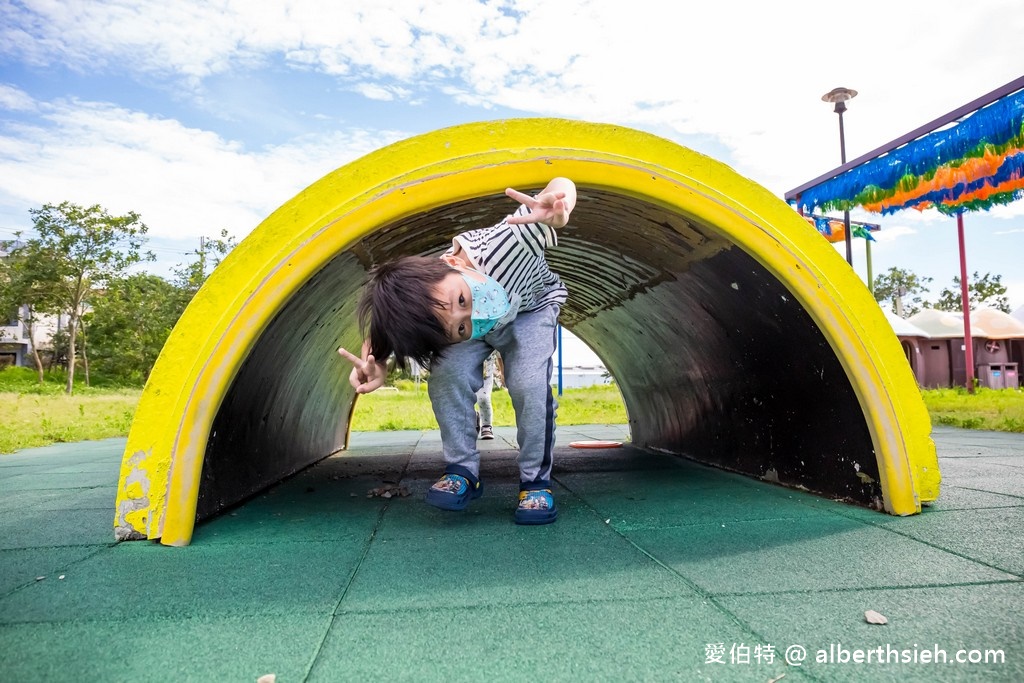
[[864, 609, 888, 625], [256, 675, 276, 683], [366, 485, 411, 498]]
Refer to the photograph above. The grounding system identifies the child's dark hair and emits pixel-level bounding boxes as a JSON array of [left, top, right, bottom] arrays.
[[358, 256, 454, 368]]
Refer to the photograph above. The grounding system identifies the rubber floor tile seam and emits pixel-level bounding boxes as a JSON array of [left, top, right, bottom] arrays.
[[705, 577, 1024, 599], [296, 499, 403, 683]]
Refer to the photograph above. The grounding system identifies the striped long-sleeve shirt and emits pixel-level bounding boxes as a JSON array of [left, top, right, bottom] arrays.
[[445, 203, 568, 321]]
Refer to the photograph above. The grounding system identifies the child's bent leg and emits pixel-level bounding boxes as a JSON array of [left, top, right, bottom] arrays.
[[427, 340, 493, 480], [495, 305, 559, 487]]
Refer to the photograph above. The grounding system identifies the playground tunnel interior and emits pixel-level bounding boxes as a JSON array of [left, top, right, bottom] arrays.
[[201, 188, 882, 521]]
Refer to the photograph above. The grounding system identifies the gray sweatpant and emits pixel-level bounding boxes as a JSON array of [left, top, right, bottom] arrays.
[[428, 304, 559, 488]]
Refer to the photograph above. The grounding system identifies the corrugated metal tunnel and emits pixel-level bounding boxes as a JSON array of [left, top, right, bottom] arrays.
[[115, 119, 939, 546]]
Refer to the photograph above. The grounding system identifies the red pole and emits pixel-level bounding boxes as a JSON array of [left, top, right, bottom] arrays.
[[957, 212, 975, 393]]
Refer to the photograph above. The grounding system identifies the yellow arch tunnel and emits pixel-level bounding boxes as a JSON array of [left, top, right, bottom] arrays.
[[114, 119, 940, 546]]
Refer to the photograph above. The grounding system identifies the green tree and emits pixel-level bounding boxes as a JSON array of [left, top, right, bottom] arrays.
[[48, 328, 70, 372], [932, 271, 1010, 313], [873, 267, 933, 317], [85, 273, 183, 384], [172, 229, 237, 299], [83, 231, 238, 384], [19, 202, 152, 394]]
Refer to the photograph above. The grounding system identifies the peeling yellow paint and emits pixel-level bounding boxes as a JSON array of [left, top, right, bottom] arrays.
[[114, 448, 154, 539]]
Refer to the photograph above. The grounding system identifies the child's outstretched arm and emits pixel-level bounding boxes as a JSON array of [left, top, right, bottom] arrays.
[[505, 177, 576, 228], [337, 343, 387, 394]]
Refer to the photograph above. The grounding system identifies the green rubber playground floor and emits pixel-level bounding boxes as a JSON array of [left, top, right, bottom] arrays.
[[0, 425, 1021, 682]]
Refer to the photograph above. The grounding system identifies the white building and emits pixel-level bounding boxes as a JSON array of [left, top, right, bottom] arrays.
[[0, 240, 65, 369], [551, 364, 612, 389], [0, 305, 64, 369]]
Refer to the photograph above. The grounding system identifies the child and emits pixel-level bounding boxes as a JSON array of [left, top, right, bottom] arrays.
[[338, 177, 576, 525], [475, 350, 502, 440]]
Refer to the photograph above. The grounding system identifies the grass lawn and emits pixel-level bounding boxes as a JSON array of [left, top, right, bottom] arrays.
[[1, 367, 1022, 454], [920, 386, 1024, 432], [354, 384, 1024, 433], [0, 367, 140, 453], [349, 381, 627, 431], [0, 390, 139, 453]]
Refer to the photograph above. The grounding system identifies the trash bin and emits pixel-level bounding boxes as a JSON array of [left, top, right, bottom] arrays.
[[1004, 363, 1019, 389], [977, 364, 1005, 389]]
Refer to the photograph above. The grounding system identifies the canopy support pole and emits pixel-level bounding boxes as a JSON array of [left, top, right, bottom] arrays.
[[957, 212, 975, 393], [866, 240, 874, 295]]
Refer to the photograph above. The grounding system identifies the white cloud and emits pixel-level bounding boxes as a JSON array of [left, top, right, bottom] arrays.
[[988, 203, 1024, 220], [1002, 277, 1024, 310], [0, 93, 406, 239], [0, 83, 36, 111], [5, 0, 1020, 197], [870, 224, 917, 244], [352, 83, 412, 102]]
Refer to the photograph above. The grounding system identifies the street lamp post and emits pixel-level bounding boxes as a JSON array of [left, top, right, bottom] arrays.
[[822, 87, 858, 266]]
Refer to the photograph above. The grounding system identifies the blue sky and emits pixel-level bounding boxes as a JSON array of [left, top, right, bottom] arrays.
[[1, 0, 1023, 345]]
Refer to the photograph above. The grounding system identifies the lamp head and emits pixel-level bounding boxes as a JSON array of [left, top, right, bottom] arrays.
[[822, 87, 858, 114]]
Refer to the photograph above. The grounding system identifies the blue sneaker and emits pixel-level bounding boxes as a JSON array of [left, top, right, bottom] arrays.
[[425, 473, 482, 511], [514, 488, 558, 525]]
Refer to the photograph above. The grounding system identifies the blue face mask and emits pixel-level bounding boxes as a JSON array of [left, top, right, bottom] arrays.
[[460, 270, 512, 339]]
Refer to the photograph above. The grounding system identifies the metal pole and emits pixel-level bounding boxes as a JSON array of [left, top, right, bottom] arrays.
[[199, 235, 206, 280], [957, 212, 975, 393], [837, 102, 853, 265], [557, 324, 563, 396], [866, 240, 874, 295]]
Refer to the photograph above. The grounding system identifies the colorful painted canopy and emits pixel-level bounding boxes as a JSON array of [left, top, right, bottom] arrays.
[[796, 86, 1024, 216]]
